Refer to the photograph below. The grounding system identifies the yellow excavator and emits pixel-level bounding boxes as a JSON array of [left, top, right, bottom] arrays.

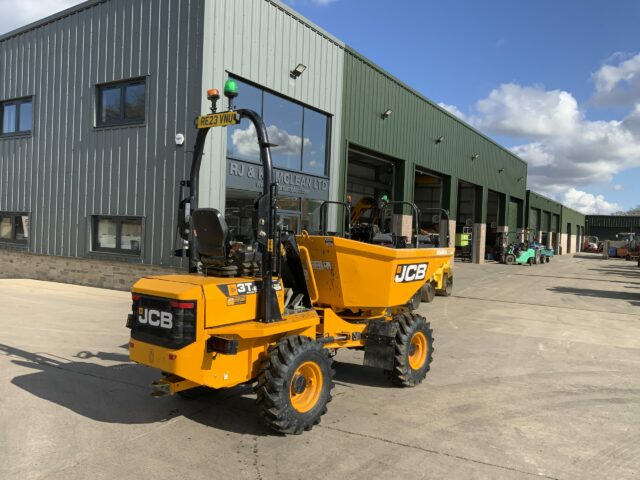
[[127, 80, 454, 434]]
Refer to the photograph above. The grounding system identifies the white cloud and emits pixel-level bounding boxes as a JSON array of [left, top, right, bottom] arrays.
[[561, 188, 622, 214], [592, 52, 640, 106], [614, 183, 623, 191], [472, 83, 581, 137], [438, 102, 467, 121], [231, 123, 311, 157], [444, 78, 640, 212], [0, 0, 82, 35]]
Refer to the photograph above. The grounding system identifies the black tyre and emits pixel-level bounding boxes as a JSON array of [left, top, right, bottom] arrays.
[[254, 336, 334, 434], [546, 256, 550, 263], [408, 288, 422, 310], [436, 274, 453, 297], [504, 254, 516, 265], [420, 282, 436, 303], [387, 313, 434, 387], [539, 254, 546, 264]]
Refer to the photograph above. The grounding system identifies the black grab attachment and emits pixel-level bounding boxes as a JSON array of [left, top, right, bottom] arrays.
[[178, 108, 281, 324]]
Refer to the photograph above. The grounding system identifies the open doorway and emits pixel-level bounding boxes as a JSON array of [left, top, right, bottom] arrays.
[[346, 148, 395, 207], [414, 169, 444, 246], [456, 180, 476, 260], [486, 190, 500, 261]]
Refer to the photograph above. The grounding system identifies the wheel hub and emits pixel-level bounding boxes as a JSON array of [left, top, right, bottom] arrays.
[[292, 374, 307, 394], [290, 361, 324, 413]]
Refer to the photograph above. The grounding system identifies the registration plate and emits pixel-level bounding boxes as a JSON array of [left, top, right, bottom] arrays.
[[196, 111, 239, 129]]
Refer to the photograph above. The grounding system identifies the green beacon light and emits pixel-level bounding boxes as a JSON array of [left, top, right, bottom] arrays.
[[224, 79, 239, 110]]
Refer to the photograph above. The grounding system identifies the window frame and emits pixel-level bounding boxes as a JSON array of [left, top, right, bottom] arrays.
[[92, 215, 143, 255], [0, 97, 33, 137], [95, 78, 147, 128], [0, 212, 29, 245]]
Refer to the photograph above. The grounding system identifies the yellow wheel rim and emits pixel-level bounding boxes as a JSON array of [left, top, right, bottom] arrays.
[[290, 361, 323, 413], [408, 331, 428, 370]]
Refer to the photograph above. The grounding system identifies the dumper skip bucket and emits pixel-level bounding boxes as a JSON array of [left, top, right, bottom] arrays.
[[296, 234, 454, 311]]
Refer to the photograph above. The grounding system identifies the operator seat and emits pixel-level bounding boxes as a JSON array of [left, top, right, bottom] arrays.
[[192, 209, 235, 276]]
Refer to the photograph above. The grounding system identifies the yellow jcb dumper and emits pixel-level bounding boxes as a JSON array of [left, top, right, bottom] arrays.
[[127, 81, 454, 434]]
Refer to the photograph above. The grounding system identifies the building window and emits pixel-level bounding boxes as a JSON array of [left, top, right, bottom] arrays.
[[96, 79, 146, 127], [1, 98, 33, 136], [0, 212, 29, 244], [226, 77, 329, 176], [92, 216, 142, 254]]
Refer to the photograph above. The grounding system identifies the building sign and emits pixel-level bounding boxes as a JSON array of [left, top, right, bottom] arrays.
[[227, 159, 330, 200]]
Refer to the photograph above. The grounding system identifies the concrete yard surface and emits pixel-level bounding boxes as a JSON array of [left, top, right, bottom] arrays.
[[0, 254, 639, 480]]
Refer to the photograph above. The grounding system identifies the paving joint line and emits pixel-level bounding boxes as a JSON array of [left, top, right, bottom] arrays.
[[452, 295, 638, 317], [320, 424, 561, 480]]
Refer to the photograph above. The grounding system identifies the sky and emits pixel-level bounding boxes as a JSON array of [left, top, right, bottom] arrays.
[[2, 0, 640, 214]]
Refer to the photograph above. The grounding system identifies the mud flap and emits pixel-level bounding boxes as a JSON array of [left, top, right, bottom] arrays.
[[363, 320, 398, 370]]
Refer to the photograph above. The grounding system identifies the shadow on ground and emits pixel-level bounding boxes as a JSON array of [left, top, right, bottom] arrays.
[[548, 286, 640, 306], [0, 343, 393, 435], [0, 343, 270, 435]]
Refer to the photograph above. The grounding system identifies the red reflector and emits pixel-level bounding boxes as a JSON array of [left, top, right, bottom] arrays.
[[132, 294, 141, 301], [168, 354, 177, 360], [129, 342, 134, 348], [169, 301, 195, 309]]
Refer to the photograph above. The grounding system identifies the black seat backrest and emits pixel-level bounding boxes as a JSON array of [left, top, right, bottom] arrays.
[[192, 208, 228, 260]]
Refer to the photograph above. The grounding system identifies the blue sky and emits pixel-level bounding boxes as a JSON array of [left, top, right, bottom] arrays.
[[287, 0, 640, 213], [3, 0, 639, 213]]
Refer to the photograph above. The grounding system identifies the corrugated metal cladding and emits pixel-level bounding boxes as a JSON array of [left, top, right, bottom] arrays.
[[198, 0, 345, 210], [526, 190, 562, 231], [586, 215, 640, 228], [561, 207, 586, 233], [341, 48, 528, 207], [0, 0, 204, 266]]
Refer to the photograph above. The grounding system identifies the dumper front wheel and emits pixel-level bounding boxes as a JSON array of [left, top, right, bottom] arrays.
[[254, 336, 334, 435], [388, 313, 434, 387]]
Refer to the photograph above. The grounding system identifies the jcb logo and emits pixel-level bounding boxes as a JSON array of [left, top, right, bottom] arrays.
[[139, 309, 173, 329], [394, 263, 428, 283]]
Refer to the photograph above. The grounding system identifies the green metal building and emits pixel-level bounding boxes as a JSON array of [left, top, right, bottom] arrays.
[[526, 191, 563, 250], [339, 48, 528, 262], [585, 215, 640, 240]]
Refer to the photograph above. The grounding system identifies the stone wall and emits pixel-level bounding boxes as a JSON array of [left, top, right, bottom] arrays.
[[0, 249, 183, 291]]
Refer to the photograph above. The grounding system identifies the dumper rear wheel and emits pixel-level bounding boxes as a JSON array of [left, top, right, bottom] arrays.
[[254, 335, 334, 434], [420, 283, 436, 303], [504, 254, 516, 265], [436, 274, 453, 297], [387, 313, 434, 387]]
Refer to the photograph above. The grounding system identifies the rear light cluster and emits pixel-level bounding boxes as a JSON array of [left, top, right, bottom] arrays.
[[129, 294, 197, 349]]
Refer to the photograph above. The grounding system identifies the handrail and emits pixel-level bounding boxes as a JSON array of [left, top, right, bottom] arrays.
[[298, 246, 319, 304], [319, 200, 351, 237]]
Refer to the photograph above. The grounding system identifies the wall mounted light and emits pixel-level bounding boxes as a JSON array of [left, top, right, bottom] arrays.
[[290, 63, 307, 79], [436, 136, 444, 144], [497, 168, 504, 173], [381, 109, 393, 119], [471, 153, 480, 161], [517, 177, 523, 182]]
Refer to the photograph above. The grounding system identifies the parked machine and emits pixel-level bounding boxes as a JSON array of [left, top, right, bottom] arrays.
[[537, 246, 554, 263], [126, 81, 454, 434], [503, 242, 539, 266]]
